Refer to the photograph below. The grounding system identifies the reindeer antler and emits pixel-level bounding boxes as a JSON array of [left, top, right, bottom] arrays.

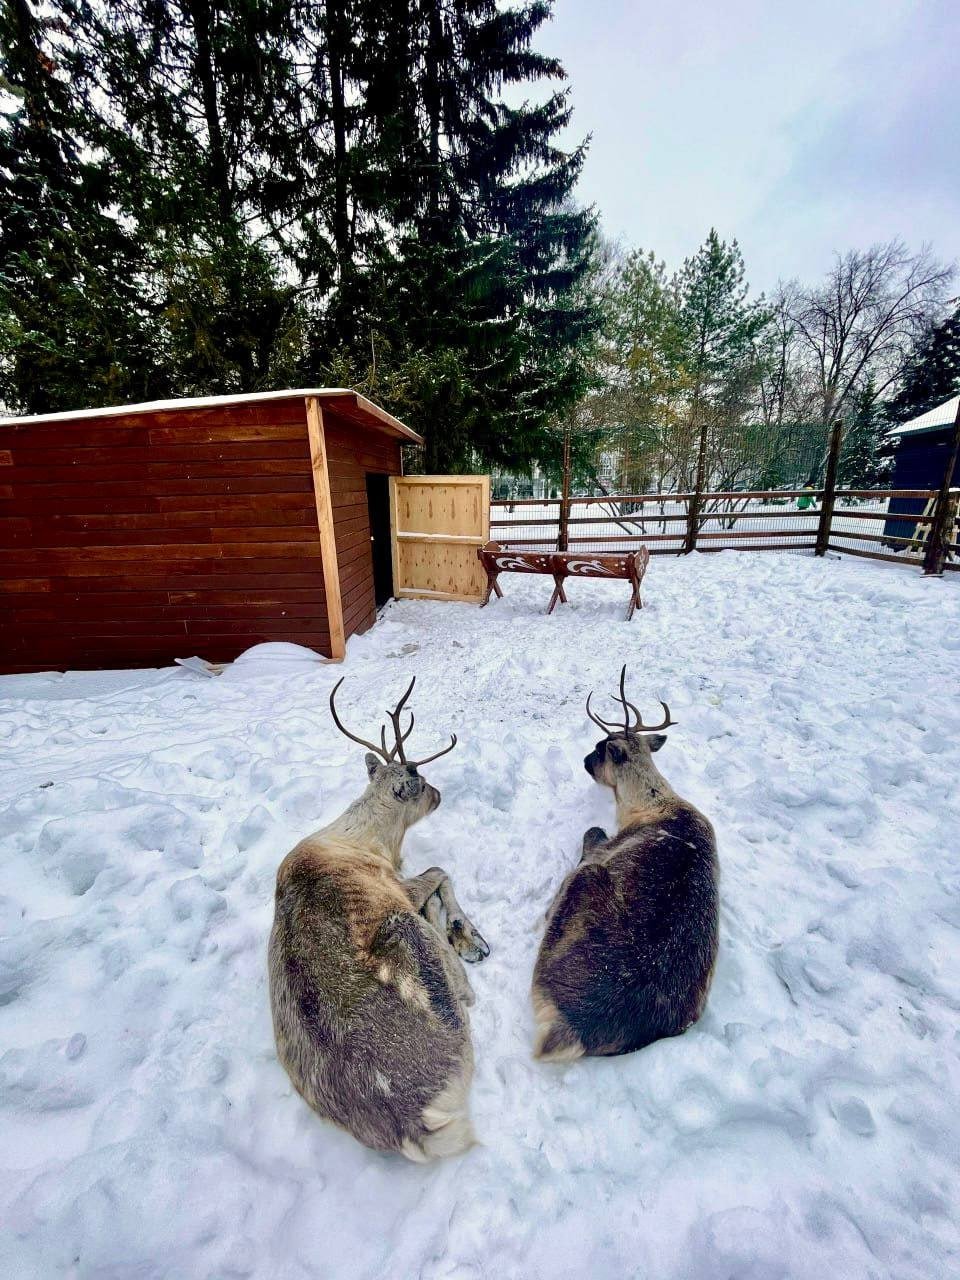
[[585, 664, 677, 737], [383, 675, 417, 763], [329, 676, 458, 768]]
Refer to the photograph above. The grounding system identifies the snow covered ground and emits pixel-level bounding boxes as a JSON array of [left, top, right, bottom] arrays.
[[2, 551, 959, 1279]]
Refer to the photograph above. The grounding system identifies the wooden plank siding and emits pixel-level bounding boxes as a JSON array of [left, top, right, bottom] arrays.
[[0, 397, 403, 673], [305, 398, 345, 661], [324, 415, 403, 642]]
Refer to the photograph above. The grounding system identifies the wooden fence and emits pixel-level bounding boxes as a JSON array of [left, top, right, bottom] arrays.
[[490, 487, 960, 575], [490, 410, 960, 577]]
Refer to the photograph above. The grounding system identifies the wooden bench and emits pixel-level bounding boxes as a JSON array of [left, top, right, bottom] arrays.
[[477, 543, 649, 620]]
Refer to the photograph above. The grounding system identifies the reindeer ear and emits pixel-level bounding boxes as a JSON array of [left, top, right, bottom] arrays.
[[364, 753, 382, 780], [647, 733, 667, 753]]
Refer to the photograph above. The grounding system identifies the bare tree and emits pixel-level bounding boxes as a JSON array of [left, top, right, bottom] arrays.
[[785, 241, 953, 433]]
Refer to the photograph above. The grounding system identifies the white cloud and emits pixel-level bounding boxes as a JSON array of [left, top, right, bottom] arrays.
[[538, 0, 958, 291]]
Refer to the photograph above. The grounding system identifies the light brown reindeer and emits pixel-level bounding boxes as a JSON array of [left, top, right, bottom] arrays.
[[269, 676, 489, 1161], [532, 666, 719, 1061]]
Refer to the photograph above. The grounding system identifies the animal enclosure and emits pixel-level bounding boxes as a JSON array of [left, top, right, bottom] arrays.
[[0, 390, 422, 673]]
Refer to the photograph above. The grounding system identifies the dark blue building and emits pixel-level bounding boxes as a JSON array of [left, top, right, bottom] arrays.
[[885, 396, 959, 542]]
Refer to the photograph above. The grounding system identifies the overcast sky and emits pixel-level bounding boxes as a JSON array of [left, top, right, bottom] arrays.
[[536, 0, 959, 294]]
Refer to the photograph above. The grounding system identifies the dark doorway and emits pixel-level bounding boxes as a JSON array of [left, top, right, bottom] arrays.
[[365, 473, 394, 609]]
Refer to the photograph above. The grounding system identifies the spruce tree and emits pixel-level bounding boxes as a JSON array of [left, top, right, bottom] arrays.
[[65, 0, 311, 393], [0, 0, 162, 411], [328, 0, 601, 472], [886, 308, 960, 424], [589, 250, 687, 491], [839, 378, 887, 488], [673, 230, 771, 504], [2, 0, 599, 457]]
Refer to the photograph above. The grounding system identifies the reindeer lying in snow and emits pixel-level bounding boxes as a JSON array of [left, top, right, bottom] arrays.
[[532, 667, 718, 1061], [269, 677, 489, 1161]]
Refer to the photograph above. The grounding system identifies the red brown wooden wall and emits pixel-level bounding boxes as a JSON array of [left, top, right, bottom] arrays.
[[0, 399, 401, 673], [326, 416, 402, 641]]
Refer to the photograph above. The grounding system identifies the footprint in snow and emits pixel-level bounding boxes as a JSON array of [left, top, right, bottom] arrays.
[[830, 1096, 876, 1137]]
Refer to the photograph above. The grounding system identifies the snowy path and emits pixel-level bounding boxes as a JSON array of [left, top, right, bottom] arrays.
[[2, 552, 959, 1279]]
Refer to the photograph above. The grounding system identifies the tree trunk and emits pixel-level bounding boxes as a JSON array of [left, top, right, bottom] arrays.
[[558, 424, 572, 551], [325, 0, 350, 282], [186, 0, 231, 222], [423, 0, 443, 229], [815, 420, 843, 556], [683, 371, 707, 554]]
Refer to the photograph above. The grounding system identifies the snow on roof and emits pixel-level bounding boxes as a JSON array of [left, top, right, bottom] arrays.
[[0, 387, 423, 444], [889, 393, 960, 438]]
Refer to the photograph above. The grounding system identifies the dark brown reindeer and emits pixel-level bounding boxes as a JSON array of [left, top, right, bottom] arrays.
[[532, 667, 719, 1060], [269, 677, 489, 1161]]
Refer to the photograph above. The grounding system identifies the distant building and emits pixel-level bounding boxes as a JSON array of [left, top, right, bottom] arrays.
[[594, 449, 621, 488], [884, 394, 960, 542], [491, 465, 555, 501]]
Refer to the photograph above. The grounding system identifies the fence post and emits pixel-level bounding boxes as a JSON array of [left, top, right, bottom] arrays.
[[682, 488, 701, 554], [683, 432, 708, 554], [558, 424, 571, 552], [922, 398, 960, 576], [815, 419, 843, 557]]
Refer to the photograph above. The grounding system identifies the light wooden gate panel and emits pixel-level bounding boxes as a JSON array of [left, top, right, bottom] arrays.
[[389, 475, 490, 602]]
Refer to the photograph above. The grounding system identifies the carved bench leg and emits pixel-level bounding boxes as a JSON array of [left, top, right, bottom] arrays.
[[626, 579, 642, 621], [480, 566, 503, 607], [546, 574, 567, 615]]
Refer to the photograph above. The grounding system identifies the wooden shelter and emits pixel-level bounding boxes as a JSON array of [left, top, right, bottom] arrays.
[[884, 394, 960, 542], [0, 390, 422, 673]]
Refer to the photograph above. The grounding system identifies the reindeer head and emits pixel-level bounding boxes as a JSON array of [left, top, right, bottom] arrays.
[[583, 665, 677, 788], [329, 675, 458, 825]]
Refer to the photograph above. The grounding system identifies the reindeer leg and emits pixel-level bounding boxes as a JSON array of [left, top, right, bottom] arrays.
[[423, 893, 475, 1006], [402, 870, 478, 1006], [435, 875, 491, 964], [403, 868, 490, 963], [401, 867, 447, 912], [581, 826, 609, 859], [370, 912, 466, 1027]]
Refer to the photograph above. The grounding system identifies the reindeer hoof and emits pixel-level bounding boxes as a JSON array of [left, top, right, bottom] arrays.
[[449, 918, 490, 963]]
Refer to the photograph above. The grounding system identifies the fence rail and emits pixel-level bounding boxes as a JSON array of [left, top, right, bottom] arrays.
[[488, 410, 960, 576], [490, 486, 959, 574], [485, 403, 960, 576]]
